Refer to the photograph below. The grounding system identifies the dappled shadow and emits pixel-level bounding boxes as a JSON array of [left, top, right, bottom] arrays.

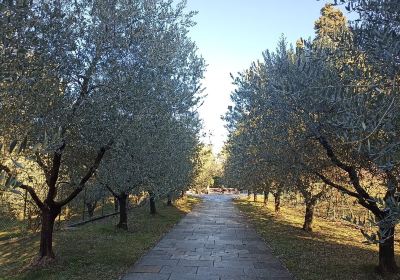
[[0, 196, 200, 280], [0, 235, 39, 277], [236, 200, 400, 280]]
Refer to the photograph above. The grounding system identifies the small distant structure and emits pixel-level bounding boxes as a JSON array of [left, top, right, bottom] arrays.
[[207, 176, 238, 194], [208, 187, 239, 194]]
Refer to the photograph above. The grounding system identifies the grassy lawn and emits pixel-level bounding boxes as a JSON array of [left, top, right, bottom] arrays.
[[0, 196, 200, 280], [0, 218, 28, 241], [0, 200, 118, 241], [235, 198, 400, 280]]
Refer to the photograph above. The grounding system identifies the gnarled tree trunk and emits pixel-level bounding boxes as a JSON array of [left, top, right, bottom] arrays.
[[303, 199, 317, 232], [378, 226, 398, 273], [263, 190, 268, 206], [316, 135, 398, 274], [150, 192, 156, 214], [167, 192, 172, 206], [274, 191, 281, 213], [86, 201, 97, 218], [5, 140, 111, 265], [37, 204, 61, 263], [117, 193, 128, 230], [114, 197, 119, 212]]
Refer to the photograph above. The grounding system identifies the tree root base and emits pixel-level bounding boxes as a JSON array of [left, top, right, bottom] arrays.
[[29, 255, 56, 268], [116, 223, 128, 230], [375, 265, 398, 275]]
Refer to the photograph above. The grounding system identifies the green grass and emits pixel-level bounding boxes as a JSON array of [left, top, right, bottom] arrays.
[[0, 200, 118, 241], [0, 217, 28, 241], [0, 196, 200, 280], [59, 200, 118, 226], [235, 198, 400, 280]]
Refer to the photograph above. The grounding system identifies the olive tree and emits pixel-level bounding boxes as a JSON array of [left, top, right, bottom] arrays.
[[0, 0, 204, 264], [224, 2, 400, 271]]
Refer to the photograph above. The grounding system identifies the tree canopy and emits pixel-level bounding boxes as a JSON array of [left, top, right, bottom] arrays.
[[224, 2, 400, 273], [0, 0, 205, 263]]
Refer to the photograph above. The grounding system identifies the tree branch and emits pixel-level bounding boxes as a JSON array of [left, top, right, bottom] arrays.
[[315, 172, 382, 216], [316, 135, 353, 173], [105, 184, 118, 198], [35, 152, 50, 181], [0, 164, 11, 175], [298, 186, 312, 201], [72, 53, 101, 115], [315, 172, 359, 198], [57, 140, 113, 207], [314, 189, 327, 201], [316, 135, 381, 215], [19, 184, 44, 210], [47, 141, 66, 201], [1, 164, 44, 209]]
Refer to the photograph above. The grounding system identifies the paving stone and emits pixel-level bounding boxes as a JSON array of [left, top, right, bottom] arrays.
[[178, 259, 214, 267], [170, 253, 201, 260], [147, 250, 171, 255], [197, 266, 246, 276], [159, 265, 198, 274], [168, 273, 219, 280], [130, 265, 161, 273], [138, 259, 178, 266], [199, 255, 222, 261], [214, 260, 255, 268], [220, 276, 269, 280], [121, 195, 294, 280]]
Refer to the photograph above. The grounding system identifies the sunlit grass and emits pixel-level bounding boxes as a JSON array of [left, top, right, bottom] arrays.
[[235, 198, 400, 280], [0, 217, 29, 241], [0, 196, 200, 280], [0, 198, 119, 242]]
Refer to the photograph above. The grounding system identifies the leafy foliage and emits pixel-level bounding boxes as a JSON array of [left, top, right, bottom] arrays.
[[224, 2, 400, 272], [0, 0, 205, 260]]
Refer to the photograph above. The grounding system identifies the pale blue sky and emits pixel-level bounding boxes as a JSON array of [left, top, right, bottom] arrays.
[[185, 0, 352, 153]]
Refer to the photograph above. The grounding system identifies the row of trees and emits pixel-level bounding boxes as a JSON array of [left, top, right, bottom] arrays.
[[0, 0, 205, 265], [190, 144, 222, 194], [224, 0, 399, 274]]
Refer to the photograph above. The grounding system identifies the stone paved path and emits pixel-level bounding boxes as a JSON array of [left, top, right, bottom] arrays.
[[122, 195, 293, 280]]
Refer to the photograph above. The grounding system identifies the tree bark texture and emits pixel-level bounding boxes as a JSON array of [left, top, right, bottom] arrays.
[[167, 193, 172, 206], [114, 197, 119, 212], [263, 190, 269, 205], [274, 191, 281, 213], [86, 201, 97, 218], [39, 205, 61, 259], [117, 193, 128, 230], [303, 199, 316, 232], [150, 193, 156, 215], [378, 226, 398, 273]]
